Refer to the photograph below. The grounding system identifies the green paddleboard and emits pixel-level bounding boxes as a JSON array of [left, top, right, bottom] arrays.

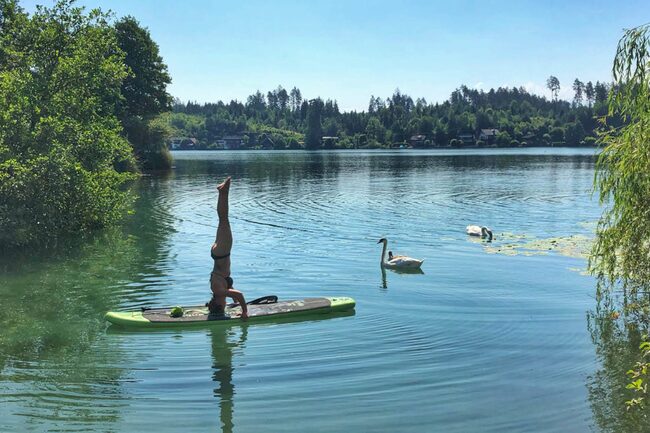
[[104, 296, 355, 328]]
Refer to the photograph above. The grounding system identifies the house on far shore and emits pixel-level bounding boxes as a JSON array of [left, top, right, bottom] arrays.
[[478, 128, 499, 145], [458, 133, 475, 146], [221, 135, 244, 150], [410, 134, 426, 147], [170, 137, 197, 150]]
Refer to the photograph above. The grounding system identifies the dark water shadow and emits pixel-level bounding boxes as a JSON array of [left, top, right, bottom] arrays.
[[586, 293, 650, 432], [380, 266, 425, 289]]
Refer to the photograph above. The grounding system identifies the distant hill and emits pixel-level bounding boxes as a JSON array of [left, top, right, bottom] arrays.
[[168, 82, 612, 150]]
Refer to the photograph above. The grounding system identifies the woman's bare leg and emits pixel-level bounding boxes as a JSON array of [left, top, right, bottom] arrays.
[[212, 177, 232, 259], [208, 177, 247, 320], [209, 177, 233, 315]]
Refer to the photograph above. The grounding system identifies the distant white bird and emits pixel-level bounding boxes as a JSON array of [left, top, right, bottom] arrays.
[[377, 238, 423, 269], [466, 225, 494, 241]]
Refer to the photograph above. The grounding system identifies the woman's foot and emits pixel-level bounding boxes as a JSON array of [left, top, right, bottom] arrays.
[[217, 176, 231, 192]]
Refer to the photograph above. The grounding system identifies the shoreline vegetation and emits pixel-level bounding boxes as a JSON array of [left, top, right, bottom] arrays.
[[0, 0, 172, 248], [168, 80, 612, 152], [588, 23, 650, 416]]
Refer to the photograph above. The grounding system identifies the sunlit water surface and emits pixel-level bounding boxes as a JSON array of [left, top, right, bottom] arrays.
[[1, 149, 615, 432]]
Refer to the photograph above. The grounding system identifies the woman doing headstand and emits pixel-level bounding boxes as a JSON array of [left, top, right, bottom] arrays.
[[207, 177, 248, 320]]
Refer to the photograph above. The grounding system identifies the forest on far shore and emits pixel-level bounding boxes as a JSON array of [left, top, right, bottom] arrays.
[[168, 78, 612, 150]]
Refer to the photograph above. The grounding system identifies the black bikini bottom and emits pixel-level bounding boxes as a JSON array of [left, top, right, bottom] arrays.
[[211, 272, 233, 289], [211, 251, 231, 261]]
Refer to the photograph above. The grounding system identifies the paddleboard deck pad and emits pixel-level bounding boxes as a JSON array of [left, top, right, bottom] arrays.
[[105, 297, 355, 328]]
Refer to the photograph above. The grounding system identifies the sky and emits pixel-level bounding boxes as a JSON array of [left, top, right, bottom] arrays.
[[21, 0, 650, 111]]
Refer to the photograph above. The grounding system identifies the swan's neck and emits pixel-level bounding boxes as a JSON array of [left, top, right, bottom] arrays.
[[380, 241, 387, 264], [481, 227, 492, 240]]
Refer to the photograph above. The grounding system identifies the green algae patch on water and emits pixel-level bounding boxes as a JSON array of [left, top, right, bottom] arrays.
[[484, 234, 593, 260]]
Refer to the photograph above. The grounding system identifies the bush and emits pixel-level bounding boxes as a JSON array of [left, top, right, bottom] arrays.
[[272, 136, 287, 150], [550, 127, 565, 142], [124, 116, 172, 170], [0, 148, 135, 248], [0, 1, 137, 248], [336, 136, 354, 149], [287, 138, 301, 149], [495, 131, 512, 147]]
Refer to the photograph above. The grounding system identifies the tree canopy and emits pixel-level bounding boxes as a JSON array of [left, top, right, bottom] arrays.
[[115, 15, 171, 119], [115, 15, 172, 169], [0, 0, 172, 248], [589, 23, 650, 414], [169, 82, 610, 150], [591, 23, 650, 297]]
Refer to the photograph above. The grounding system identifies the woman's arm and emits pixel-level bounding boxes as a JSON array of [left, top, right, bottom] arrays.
[[227, 288, 248, 320]]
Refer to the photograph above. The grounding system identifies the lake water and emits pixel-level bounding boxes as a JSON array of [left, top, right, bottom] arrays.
[[0, 148, 629, 432]]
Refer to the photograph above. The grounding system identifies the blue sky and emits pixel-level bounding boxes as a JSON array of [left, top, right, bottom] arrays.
[[22, 0, 650, 111]]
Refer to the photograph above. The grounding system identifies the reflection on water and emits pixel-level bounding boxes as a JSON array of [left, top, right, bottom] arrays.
[[586, 296, 650, 432], [0, 232, 135, 430], [211, 326, 247, 433], [1, 148, 624, 432], [0, 174, 175, 431], [380, 266, 425, 289], [207, 311, 356, 433]]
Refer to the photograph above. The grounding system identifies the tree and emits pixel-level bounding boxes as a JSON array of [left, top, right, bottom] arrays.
[[595, 81, 609, 103], [547, 75, 561, 101], [564, 121, 585, 146], [418, 116, 434, 136], [365, 117, 385, 143], [305, 98, 323, 149], [0, 0, 136, 248], [246, 90, 266, 115], [115, 16, 171, 119], [114, 16, 172, 169], [590, 23, 650, 416], [549, 126, 565, 143], [495, 131, 512, 147], [323, 117, 341, 138], [591, 23, 650, 294], [585, 81, 595, 107], [276, 86, 289, 111], [289, 87, 302, 112], [0, 0, 22, 67], [267, 89, 278, 111], [572, 78, 584, 106]]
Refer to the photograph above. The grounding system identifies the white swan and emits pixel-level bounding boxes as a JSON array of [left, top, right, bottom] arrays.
[[466, 225, 493, 241], [377, 238, 423, 269]]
